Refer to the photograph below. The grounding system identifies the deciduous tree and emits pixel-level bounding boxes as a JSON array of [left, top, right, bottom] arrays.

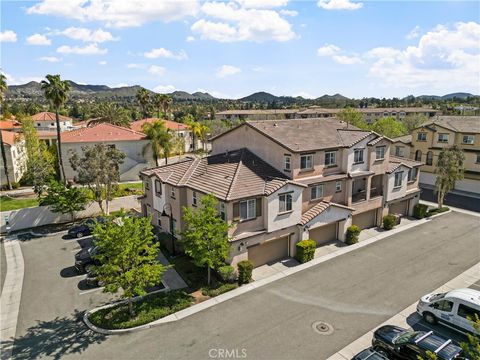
[[435, 145, 465, 208], [337, 108, 369, 130], [40, 180, 89, 222], [369, 116, 408, 138]]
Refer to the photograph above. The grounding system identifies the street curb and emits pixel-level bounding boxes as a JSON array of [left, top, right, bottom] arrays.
[[84, 211, 452, 335]]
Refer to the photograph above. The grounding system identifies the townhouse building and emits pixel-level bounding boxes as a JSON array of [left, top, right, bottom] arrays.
[[410, 116, 480, 195], [0, 131, 27, 186], [31, 112, 74, 132], [390, 135, 412, 158], [215, 109, 298, 121], [140, 118, 422, 268]]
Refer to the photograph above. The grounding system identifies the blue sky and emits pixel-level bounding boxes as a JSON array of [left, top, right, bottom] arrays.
[[1, 0, 479, 99]]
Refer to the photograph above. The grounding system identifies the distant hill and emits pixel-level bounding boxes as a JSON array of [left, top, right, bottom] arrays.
[[415, 92, 477, 101], [239, 92, 280, 102], [315, 93, 349, 101]]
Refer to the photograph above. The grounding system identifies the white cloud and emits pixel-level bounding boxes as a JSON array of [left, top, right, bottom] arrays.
[[108, 83, 129, 88], [317, 0, 363, 11], [148, 65, 166, 75], [332, 54, 362, 64], [317, 44, 341, 56], [293, 91, 315, 99], [26, 33, 52, 45], [216, 65, 241, 78], [38, 56, 61, 62], [153, 84, 176, 93], [186, 36, 195, 42], [57, 43, 108, 55], [144, 48, 188, 60], [98, 60, 107, 65], [191, 1, 296, 42], [127, 63, 143, 69], [279, 9, 298, 16], [235, 0, 288, 9], [317, 44, 362, 64], [0, 30, 17, 43], [59, 27, 118, 43], [406, 25, 420, 40], [27, 0, 199, 28], [3, 73, 44, 85]]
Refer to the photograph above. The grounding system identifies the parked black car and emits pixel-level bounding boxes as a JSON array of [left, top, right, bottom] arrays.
[[372, 325, 467, 360], [74, 246, 100, 273], [352, 348, 389, 360], [67, 217, 104, 238]]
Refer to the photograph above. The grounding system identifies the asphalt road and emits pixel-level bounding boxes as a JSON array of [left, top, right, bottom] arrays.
[[11, 211, 480, 360], [421, 188, 480, 212]]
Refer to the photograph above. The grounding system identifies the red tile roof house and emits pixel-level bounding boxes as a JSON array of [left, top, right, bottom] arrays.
[[60, 123, 156, 182], [139, 118, 422, 268], [0, 131, 27, 185], [31, 112, 75, 132]]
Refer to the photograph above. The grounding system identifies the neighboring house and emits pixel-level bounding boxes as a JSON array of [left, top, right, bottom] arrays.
[[61, 123, 155, 182], [31, 112, 75, 132], [140, 118, 422, 268], [215, 109, 298, 121], [131, 118, 200, 153], [390, 135, 412, 158], [0, 131, 27, 185], [0, 119, 22, 132], [410, 116, 480, 195]]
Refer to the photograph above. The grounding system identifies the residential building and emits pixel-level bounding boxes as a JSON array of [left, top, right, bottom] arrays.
[[31, 112, 74, 132], [390, 135, 412, 158], [0, 131, 27, 185], [61, 123, 155, 182], [131, 118, 200, 153], [140, 118, 422, 268], [215, 109, 298, 121], [410, 116, 480, 195]]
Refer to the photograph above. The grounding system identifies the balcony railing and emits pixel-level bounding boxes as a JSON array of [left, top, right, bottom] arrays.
[[352, 190, 367, 203], [370, 187, 383, 198]]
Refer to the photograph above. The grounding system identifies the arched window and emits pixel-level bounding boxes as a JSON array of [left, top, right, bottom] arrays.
[[426, 151, 433, 166], [415, 150, 422, 161]]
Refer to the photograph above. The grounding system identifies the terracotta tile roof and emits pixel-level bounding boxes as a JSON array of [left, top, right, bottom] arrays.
[[36, 131, 58, 138], [387, 155, 422, 173], [141, 148, 306, 201], [61, 123, 146, 143], [419, 116, 480, 134], [297, 107, 439, 115], [130, 118, 189, 133], [391, 135, 412, 144], [31, 112, 72, 122], [229, 118, 376, 152], [217, 109, 298, 115], [1, 131, 21, 145], [299, 201, 353, 226], [0, 120, 21, 130]]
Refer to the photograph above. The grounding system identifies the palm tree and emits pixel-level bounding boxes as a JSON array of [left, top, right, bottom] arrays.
[[142, 120, 172, 166], [90, 102, 131, 127], [185, 115, 203, 152], [162, 95, 173, 118], [136, 88, 150, 118], [198, 123, 210, 152], [0, 74, 12, 189], [41, 74, 71, 183]]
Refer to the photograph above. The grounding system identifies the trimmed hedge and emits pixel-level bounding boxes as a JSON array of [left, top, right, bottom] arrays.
[[237, 260, 253, 285], [383, 214, 397, 230], [426, 207, 450, 217], [413, 204, 429, 219], [201, 283, 238, 297], [345, 225, 361, 245], [217, 265, 236, 283], [295, 239, 316, 263]]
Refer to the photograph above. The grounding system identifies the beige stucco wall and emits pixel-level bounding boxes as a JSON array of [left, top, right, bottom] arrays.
[[302, 179, 346, 212], [384, 164, 410, 202], [266, 183, 303, 232], [0, 140, 27, 185], [367, 138, 390, 174], [391, 141, 411, 158]]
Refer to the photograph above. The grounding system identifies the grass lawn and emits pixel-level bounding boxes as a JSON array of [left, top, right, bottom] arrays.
[[0, 196, 39, 212], [89, 291, 193, 330]]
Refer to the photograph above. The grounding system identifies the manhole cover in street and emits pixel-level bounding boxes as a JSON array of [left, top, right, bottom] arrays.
[[312, 321, 334, 335]]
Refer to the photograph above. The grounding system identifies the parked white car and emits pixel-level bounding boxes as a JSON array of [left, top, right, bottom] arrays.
[[416, 288, 480, 335]]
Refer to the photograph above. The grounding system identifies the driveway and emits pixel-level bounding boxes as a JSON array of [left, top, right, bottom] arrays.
[[10, 211, 480, 360], [421, 187, 480, 212]]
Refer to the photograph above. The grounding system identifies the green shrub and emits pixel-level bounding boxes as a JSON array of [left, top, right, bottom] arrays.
[[237, 260, 253, 285], [201, 283, 238, 297], [426, 207, 450, 217], [413, 204, 429, 219], [383, 214, 397, 230], [295, 239, 316, 263], [345, 225, 361, 245], [217, 265, 236, 283]]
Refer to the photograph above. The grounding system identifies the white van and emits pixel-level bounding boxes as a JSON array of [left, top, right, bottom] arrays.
[[416, 288, 480, 335]]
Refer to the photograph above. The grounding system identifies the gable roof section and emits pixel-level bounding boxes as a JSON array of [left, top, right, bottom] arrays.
[[299, 201, 353, 226], [141, 148, 306, 201], [416, 116, 480, 134], [387, 155, 422, 173], [391, 134, 412, 145], [130, 118, 189, 133], [61, 123, 146, 143], [31, 112, 72, 122]]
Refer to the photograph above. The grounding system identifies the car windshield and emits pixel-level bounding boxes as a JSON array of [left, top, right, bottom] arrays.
[[429, 293, 446, 301], [394, 331, 421, 345]]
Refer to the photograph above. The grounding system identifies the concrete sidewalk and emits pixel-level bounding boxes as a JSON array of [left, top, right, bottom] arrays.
[[157, 251, 188, 290]]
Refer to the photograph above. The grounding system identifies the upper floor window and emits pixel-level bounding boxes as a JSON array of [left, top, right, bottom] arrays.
[[155, 179, 162, 196], [463, 135, 475, 144], [353, 149, 364, 164], [476, 153, 480, 164], [399, 112, 406, 117], [284, 155, 291, 171], [144, 180, 150, 190], [383, 112, 389, 117], [391, 112, 397, 116], [438, 133, 449, 143], [300, 154, 313, 170], [415, 150, 422, 161], [408, 168, 418, 182], [325, 151, 336, 167], [240, 199, 256, 220], [417, 133, 427, 141], [335, 181, 342, 193], [426, 151, 433, 166], [192, 191, 197, 206], [395, 146, 405, 157], [37, 123, 41, 127], [311, 184, 324, 200], [50, 122, 54, 126], [219, 202, 226, 221], [394, 171, 403, 188], [375, 146, 386, 160], [171, 187, 176, 198], [279, 193, 293, 213], [172, 218, 177, 234]]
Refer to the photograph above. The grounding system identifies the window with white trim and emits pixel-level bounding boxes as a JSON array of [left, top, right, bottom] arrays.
[[279, 193, 293, 213], [335, 181, 342, 192], [300, 154, 313, 170], [284, 155, 291, 171], [155, 179, 162, 196], [438, 133, 449, 143], [325, 151, 336, 167], [417, 133, 427, 141], [395, 146, 405, 157], [192, 191, 197, 206], [375, 146, 385, 160], [240, 199, 256, 220], [394, 171, 404, 188], [354, 149, 364, 164], [144, 180, 150, 190], [310, 184, 324, 200], [463, 135, 474, 144], [408, 168, 418, 182]]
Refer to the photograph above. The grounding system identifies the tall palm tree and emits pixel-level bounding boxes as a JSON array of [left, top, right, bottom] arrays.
[[0, 74, 12, 189], [198, 123, 210, 152], [142, 120, 172, 166], [41, 74, 71, 183], [162, 95, 173, 118], [185, 115, 203, 152], [136, 88, 150, 118], [90, 102, 131, 127]]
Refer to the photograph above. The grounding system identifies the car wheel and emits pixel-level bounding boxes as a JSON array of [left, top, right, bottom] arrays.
[[423, 312, 437, 324], [76, 232, 83, 238]]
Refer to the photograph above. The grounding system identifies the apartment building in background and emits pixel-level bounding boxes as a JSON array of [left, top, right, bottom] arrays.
[[410, 116, 480, 196], [140, 118, 422, 268], [0, 131, 27, 186], [31, 112, 74, 132]]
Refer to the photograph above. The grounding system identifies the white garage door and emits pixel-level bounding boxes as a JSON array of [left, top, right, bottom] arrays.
[[309, 223, 337, 246], [248, 237, 289, 267], [352, 209, 377, 230], [389, 200, 409, 216]]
